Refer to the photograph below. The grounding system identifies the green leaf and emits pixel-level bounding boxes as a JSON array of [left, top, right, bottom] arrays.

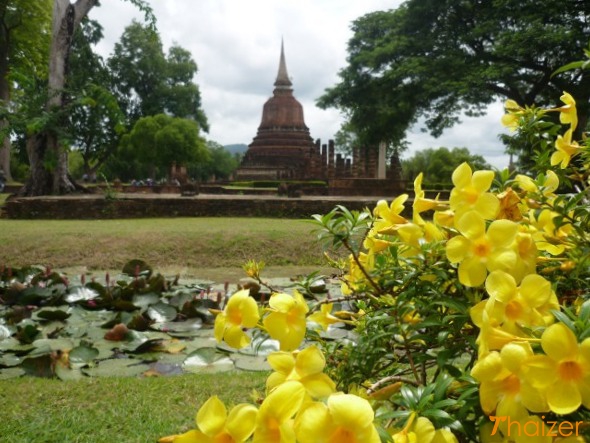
[[147, 302, 177, 322], [183, 347, 234, 374], [69, 344, 99, 369], [36, 308, 71, 321], [231, 355, 271, 372]]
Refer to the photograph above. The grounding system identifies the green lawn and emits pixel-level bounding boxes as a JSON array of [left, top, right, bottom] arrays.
[[0, 216, 333, 442], [0, 372, 267, 443], [0, 217, 327, 272]]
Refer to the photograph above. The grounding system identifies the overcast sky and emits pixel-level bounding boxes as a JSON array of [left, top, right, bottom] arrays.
[[90, 0, 510, 169]]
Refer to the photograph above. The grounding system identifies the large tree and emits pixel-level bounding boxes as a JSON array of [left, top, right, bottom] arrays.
[[108, 21, 209, 131], [318, 0, 590, 157], [68, 18, 125, 179], [0, 0, 51, 182], [113, 114, 209, 181], [20, 0, 152, 196]]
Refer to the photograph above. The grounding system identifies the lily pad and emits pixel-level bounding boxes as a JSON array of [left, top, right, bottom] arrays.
[[151, 318, 202, 335], [32, 338, 75, 352], [183, 348, 234, 374], [0, 324, 13, 340], [69, 344, 100, 369], [0, 367, 25, 380], [232, 355, 271, 372], [36, 308, 71, 321], [147, 302, 177, 322], [143, 361, 184, 377], [238, 336, 280, 357], [132, 293, 160, 310], [82, 358, 150, 378], [55, 363, 84, 381], [0, 353, 21, 367], [65, 286, 99, 303]]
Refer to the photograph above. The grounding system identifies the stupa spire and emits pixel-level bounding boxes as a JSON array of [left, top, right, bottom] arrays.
[[274, 39, 292, 89]]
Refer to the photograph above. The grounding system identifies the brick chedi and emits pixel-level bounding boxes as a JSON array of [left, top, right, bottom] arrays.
[[235, 41, 323, 180]]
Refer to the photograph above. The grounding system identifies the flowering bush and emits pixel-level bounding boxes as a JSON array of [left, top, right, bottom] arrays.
[[160, 91, 590, 442]]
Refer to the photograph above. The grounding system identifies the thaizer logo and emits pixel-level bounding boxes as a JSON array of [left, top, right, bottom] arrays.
[[489, 415, 583, 438]]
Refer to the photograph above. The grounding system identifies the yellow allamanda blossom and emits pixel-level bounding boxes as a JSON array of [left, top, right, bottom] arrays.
[[390, 413, 458, 443], [481, 270, 558, 334], [263, 290, 309, 351], [159, 395, 258, 443], [341, 252, 373, 295], [524, 208, 572, 256], [373, 194, 409, 233], [214, 289, 260, 349], [266, 346, 336, 399], [253, 381, 306, 443], [522, 323, 590, 415], [557, 91, 578, 132], [471, 342, 548, 417], [551, 128, 582, 169], [295, 392, 381, 443], [446, 211, 519, 287], [308, 303, 342, 331], [515, 171, 559, 197], [413, 172, 444, 225], [450, 162, 500, 222], [501, 99, 526, 131]]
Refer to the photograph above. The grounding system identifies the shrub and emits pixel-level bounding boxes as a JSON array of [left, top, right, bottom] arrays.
[[160, 92, 590, 442]]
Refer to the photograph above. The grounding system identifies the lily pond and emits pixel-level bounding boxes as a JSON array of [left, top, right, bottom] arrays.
[[0, 260, 351, 380]]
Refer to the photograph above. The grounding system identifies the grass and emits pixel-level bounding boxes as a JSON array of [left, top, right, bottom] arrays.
[[0, 371, 268, 443], [0, 215, 337, 441], [0, 217, 328, 272]]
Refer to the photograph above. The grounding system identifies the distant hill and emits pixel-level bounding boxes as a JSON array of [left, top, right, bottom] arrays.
[[224, 144, 248, 155]]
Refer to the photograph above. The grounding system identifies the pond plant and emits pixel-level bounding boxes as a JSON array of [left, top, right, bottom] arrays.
[[155, 89, 590, 442]]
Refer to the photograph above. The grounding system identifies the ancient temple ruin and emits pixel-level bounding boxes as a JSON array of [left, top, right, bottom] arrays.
[[235, 41, 404, 194], [235, 41, 322, 180]]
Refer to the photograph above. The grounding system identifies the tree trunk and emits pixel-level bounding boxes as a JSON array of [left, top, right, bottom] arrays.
[[22, 0, 97, 196], [0, 14, 12, 182]]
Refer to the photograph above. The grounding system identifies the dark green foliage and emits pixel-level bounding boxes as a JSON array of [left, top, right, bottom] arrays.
[[318, 0, 590, 154], [402, 147, 491, 183]]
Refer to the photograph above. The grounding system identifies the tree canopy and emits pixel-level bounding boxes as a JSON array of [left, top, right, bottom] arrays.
[[112, 114, 209, 181], [318, 0, 590, 153], [108, 20, 209, 131], [402, 147, 490, 185]]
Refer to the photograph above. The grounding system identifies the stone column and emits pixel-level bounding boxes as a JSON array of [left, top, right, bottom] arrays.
[[328, 140, 335, 179], [378, 141, 387, 179], [367, 147, 377, 178]]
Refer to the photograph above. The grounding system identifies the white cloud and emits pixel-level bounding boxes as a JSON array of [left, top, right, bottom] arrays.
[[90, 0, 509, 169]]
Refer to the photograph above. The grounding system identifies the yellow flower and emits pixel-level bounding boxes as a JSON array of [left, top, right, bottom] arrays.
[[551, 128, 581, 169], [266, 346, 336, 399], [162, 395, 257, 443], [446, 211, 519, 287], [308, 303, 341, 331], [390, 414, 458, 443], [484, 270, 558, 333], [450, 162, 499, 221], [341, 252, 373, 295], [263, 291, 309, 351], [523, 323, 590, 415], [295, 393, 381, 443], [558, 91, 578, 132], [253, 381, 306, 443], [413, 172, 442, 224], [214, 289, 260, 349], [471, 343, 547, 416], [501, 99, 525, 131], [373, 194, 409, 233]]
